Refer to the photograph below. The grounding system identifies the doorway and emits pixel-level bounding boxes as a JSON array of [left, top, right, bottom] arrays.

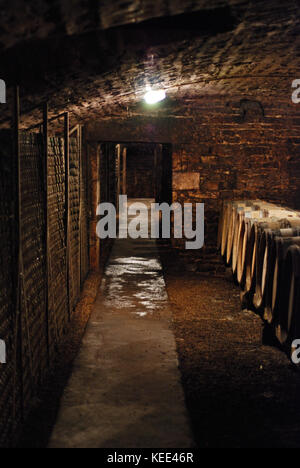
[[113, 142, 172, 204]]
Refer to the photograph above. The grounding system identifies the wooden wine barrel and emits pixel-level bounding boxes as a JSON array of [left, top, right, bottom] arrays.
[[271, 238, 300, 337], [232, 211, 246, 275], [286, 217, 300, 228], [253, 228, 270, 310], [219, 199, 281, 258], [220, 201, 300, 286], [220, 203, 233, 257], [226, 206, 249, 265], [227, 203, 266, 268], [253, 202, 289, 215], [265, 209, 300, 219], [243, 218, 283, 292], [255, 201, 299, 212], [276, 244, 300, 346], [236, 217, 248, 285], [217, 200, 233, 250], [217, 202, 225, 250], [220, 201, 258, 259], [236, 211, 265, 286], [254, 228, 300, 317]]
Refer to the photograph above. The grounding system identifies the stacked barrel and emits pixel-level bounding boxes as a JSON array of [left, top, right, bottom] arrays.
[[218, 200, 300, 358]]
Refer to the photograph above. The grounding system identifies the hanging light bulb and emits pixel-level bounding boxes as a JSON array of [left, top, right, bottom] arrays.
[[144, 87, 166, 105]]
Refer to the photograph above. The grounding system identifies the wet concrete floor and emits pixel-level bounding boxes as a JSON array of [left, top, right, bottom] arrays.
[[48, 200, 193, 448]]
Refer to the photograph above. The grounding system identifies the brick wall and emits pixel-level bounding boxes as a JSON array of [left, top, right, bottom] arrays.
[[86, 95, 300, 252]]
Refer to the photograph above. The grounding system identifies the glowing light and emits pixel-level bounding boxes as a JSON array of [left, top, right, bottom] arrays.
[[144, 88, 166, 105]]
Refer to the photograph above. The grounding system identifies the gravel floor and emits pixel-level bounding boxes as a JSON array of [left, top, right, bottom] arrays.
[[159, 243, 300, 448]]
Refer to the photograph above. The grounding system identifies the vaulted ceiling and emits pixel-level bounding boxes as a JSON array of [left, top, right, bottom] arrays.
[[0, 0, 299, 129]]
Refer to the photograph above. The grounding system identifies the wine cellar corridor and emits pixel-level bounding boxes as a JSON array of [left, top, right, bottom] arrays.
[[1, 0, 300, 449]]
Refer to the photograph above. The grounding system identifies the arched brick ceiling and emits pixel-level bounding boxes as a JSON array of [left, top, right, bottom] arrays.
[[0, 0, 299, 129], [0, 0, 242, 50]]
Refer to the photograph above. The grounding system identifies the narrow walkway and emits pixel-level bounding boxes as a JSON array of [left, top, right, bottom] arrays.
[[48, 200, 193, 448]]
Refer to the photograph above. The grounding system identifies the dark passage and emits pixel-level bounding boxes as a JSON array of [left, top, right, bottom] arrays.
[[126, 145, 156, 198]]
